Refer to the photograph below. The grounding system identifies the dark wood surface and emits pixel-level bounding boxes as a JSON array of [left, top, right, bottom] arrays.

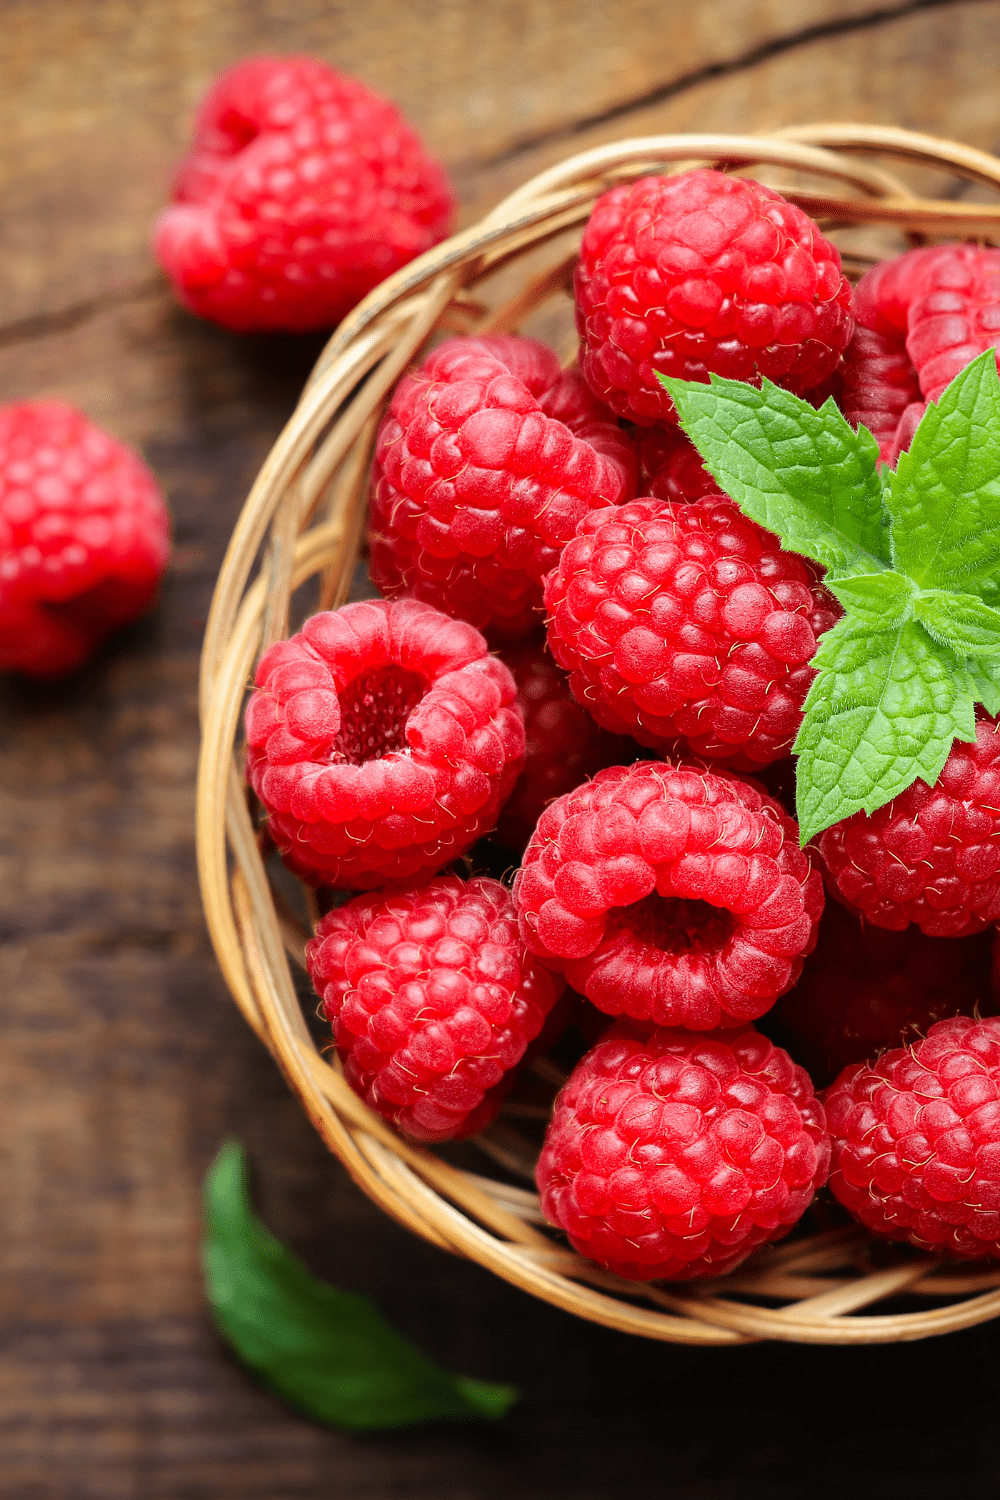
[[4, 3, 1000, 1495]]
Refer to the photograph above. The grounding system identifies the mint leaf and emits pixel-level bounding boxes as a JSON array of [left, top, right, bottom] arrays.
[[659, 374, 888, 577], [203, 1141, 517, 1430], [793, 616, 976, 842], [968, 661, 1000, 716], [828, 571, 916, 627], [913, 588, 1000, 659], [888, 350, 1000, 601]]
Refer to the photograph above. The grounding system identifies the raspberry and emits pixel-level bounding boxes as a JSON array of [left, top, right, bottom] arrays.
[[637, 424, 724, 504], [369, 335, 636, 641], [537, 1022, 829, 1281], [544, 495, 839, 767], [513, 761, 824, 1030], [154, 55, 454, 333], [772, 902, 995, 1083], [574, 169, 853, 426], [245, 599, 524, 889], [825, 1016, 1000, 1259], [817, 716, 1000, 937], [0, 401, 169, 677], [306, 875, 563, 1142], [493, 635, 638, 851]]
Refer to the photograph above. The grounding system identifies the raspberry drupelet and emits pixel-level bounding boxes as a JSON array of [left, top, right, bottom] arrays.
[[245, 599, 524, 889], [817, 716, 1000, 937], [574, 169, 853, 426], [771, 902, 995, 1084], [0, 401, 170, 677], [513, 761, 824, 1030], [493, 634, 638, 852], [154, 55, 454, 332], [544, 495, 839, 768], [369, 334, 637, 642], [537, 1022, 830, 1281], [636, 423, 724, 504], [306, 876, 563, 1142], [840, 244, 1000, 464], [825, 1016, 1000, 1260]]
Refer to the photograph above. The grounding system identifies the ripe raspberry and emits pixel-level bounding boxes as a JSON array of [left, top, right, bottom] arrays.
[[493, 635, 638, 851], [513, 760, 824, 1030], [817, 716, 1000, 937], [772, 902, 995, 1084], [537, 1022, 829, 1281], [0, 401, 169, 678], [154, 55, 454, 333], [544, 495, 839, 767], [245, 599, 524, 889], [637, 424, 724, 504], [826, 1016, 1000, 1259], [306, 875, 563, 1142], [369, 335, 636, 641], [574, 169, 853, 426]]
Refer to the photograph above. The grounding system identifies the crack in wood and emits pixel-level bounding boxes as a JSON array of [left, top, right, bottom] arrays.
[[0, 269, 167, 352]]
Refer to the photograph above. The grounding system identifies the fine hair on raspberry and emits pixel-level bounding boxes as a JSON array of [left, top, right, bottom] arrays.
[[574, 169, 853, 426], [245, 598, 524, 888], [817, 716, 1000, 937], [537, 1022, 830, 1281], [514, 760, 824, 1030], [544, 495, 839, 768], [825, 1016, 1000, 1260], [154, 54, 454, 332], [369, 334, 636, 641], [307, 875, 563, 1142], [0, 400, 170, 677]]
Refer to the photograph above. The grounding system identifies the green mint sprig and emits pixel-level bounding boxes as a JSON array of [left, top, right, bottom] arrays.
[[658, 350, 1000, 843]]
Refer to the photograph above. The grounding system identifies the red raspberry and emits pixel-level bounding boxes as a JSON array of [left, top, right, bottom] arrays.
[[825, 1016, 1000, 1259], [0, 401, 169, 678], [544, 495, 839, 767], [245, 599, 524, 889], [306, 875, 563, 1142], [817, 716, 1000, 937], [574, 170, 853, 426], [537, 1022, 829, 1281], [637, 424, 723, 504], [513, 761, 824, 1030], [154, 55, 454, 333], [369, 335, 636, 642], [772, 902, 995, 1083], [493, 635, 638, 852]]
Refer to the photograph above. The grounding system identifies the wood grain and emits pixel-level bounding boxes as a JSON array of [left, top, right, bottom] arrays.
[[3, 1, 1000, 1493]]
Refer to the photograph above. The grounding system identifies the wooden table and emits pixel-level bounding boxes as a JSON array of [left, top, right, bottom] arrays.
[[3, 3, 1000, 1494]]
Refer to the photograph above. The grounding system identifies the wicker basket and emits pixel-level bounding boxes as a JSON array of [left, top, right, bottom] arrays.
[[197, 125, 1000, 1346]]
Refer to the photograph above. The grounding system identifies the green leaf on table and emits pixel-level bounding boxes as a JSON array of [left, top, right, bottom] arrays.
[[793, 615, 977, 842], [202, 1140, 518, 1431], [659, 373, 889, 577], [888, 350, 1000, 602]]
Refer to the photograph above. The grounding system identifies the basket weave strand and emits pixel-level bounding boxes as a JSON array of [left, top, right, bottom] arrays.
[[197, 125, 1000, 1345]]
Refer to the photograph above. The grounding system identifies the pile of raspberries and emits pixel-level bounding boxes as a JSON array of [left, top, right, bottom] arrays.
[[243, 161, 1000, 1285]]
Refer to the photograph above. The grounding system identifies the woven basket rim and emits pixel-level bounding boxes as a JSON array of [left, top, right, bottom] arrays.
[[197, 124, 1000, 1346]]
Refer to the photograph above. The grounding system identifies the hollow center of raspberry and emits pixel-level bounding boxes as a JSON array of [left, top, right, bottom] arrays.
[[606, 893, 735, 957], [330, 665, 425, 765]]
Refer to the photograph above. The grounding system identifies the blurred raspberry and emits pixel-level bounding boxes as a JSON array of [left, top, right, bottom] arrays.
[[826, 1016, 1000, 1259], [514, 760, 824, 1030], [544, 495, 839, 767], [307, 875, 563, 1141], [493, 634, 638, 851], [575, 169, 853, 425], [817, 716, 1000, 937], [154, 55, 454, 332], [537, 1021, 829, 1281], [369, 335, 636, 641], [772, 902, 995, 1083], [0, 401, 169, 677], [245, 598, 524, 888]]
